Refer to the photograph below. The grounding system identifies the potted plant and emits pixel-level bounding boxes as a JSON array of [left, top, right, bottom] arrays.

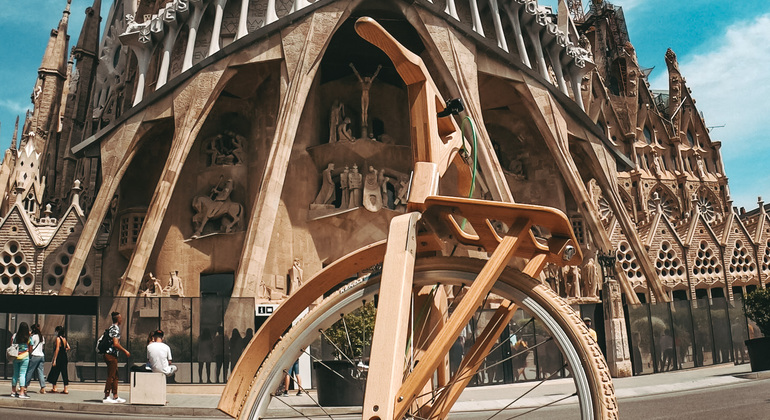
[[314, 302, 375, 406], [743, 288, 770, 372]]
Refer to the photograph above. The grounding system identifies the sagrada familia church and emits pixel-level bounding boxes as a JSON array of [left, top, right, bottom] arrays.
[[0, 0, 765, 376]]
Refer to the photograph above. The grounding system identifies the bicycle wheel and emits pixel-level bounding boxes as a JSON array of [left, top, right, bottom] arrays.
[[243, 256, 617, 419]]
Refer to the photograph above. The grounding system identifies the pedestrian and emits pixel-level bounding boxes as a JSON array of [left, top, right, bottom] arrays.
[[198, 328, 214, 383], [214, 326, 229, 383], [147, 329, 177, 377], [583, 317, 597, 342], [48, 326, 70, 394], [283, 359, 303, 396], [25, 323, 46, 393], [103, 311, 130, 403], [10, 322, 31, 399]]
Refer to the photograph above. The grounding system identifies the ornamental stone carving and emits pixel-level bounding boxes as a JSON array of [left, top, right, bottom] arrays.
[[191, 178, 244, 237], [205, 130, 247, 166]]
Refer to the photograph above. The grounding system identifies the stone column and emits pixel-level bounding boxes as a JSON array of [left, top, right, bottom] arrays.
[[603, 276, 633, 377]]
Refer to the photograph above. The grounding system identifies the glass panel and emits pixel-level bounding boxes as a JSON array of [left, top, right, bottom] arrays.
[[161, 297, 193, 383], [691, 298, 714, 366], [627, 304, 654, 375], [729, 296, 750, 364], [66, 314, 96, 382], [201, 296, 227, 383], [224, 298, 255, 383], [649, 302, 672, 372], [532, 316, 565, 380], [709, 297, 732, 364], [671, 300, 694, 370], [1, 313, 9, 379]]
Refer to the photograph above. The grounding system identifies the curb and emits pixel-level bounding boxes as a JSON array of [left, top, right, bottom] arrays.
[[0, 396, 229, 417]]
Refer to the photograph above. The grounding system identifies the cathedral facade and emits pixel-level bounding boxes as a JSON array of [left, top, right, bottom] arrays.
[[0, 0, 764, 375]]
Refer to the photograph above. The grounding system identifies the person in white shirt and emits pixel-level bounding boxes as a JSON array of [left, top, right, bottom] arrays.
[[147, 330, 178, 377]]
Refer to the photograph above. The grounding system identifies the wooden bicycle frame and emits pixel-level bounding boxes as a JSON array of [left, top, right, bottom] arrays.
[[218, 16, 583, 420], [354, 17, 582, 420]]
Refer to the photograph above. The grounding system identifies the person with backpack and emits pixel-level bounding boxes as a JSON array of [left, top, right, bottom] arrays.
[[10, 322, 31, 399], [101, 311, 130, 403], [48, 326, 70, 394], [25, 323, 46, 393]]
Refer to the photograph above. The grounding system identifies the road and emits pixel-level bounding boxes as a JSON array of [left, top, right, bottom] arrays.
[[1, 378, 768, 419]]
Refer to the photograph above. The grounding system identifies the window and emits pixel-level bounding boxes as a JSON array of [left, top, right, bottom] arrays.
[[643, 126, 652, 144]]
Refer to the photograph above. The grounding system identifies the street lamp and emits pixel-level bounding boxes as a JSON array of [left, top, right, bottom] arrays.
[[597, 251, 617, 283]]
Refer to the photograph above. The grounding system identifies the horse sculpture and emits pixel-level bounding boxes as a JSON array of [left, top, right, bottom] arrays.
[[191, 195, 243, 237]]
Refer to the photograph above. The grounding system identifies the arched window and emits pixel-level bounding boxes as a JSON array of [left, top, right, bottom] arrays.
[[686, 130, 695, 146], [643, 126, 652, 144]]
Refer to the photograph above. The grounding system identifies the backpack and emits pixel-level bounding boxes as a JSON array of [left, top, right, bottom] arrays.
[[96, 328, 112, 354]]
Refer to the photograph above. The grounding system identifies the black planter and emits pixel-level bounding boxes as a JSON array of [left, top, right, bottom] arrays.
[[745, 336, 770, 372], [313, 360, 365, 406]]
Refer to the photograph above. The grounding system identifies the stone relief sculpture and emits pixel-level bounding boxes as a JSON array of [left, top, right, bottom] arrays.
[[348, 164, 363, 208], [563, 265, 580, 298], [329, 100, 346, 143], [340, 166, 350, 209], [542, 263, 561, 295], [695, 152, 706, 178], [311, 163, 336, 208], [349, 63, 382, 138], [363, 166, 384, 212], [258, 279, 272, 300], [289, 258, 303, 295], [191, 178, 244, 237], [139, 272, 163, 297], [337, 117, 355, 142], [205, 131, 247, 166], [164, 270, 185, 296], [581, 257, 599, 298], [651, 150, 662, 177]]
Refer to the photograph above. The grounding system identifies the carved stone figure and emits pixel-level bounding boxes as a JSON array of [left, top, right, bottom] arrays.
[[313, 163, 336, 206], [164, 270, 185, 296], [394, 175, 409, 209], [349, 63, 382, 137], [652, 150, 662, 177], [140, 272, 163, 296], [563, 265, 580, 298], [581, 258, 599, 298], [348, 164, 363, 208], [695, 153, 706, 178], [363, 166, 383, 212], [205, 132, 247, 166], [329, 100, 345, 143], [258, 279, 272, 300], [192, 178, 243, 237], [381, 175, 391, 210], [289, 258, 303, 295], [337, 117, 354, 142], [340, 166, 350, 209], [543, 263, 561, 295]]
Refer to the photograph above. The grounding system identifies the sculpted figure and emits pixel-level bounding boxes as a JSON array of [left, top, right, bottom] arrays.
[[348, 164, 363, 208], [329, 100, 345, 143], [581, 258, 599, 298], [140, 272, 162, 296], [164, 271, 185, 297], [192, 178, 243, 237], [363, 166, 383, 212], [258, 279, 272, 300], [289, 258, 303, 295], [349, 63, 382, 136], [340, 166, 350, 209], [563, 265, 580, 298], [228, 131, 246, 164], [695, 153, 706, 178], [337, 117, 354, 142], [394, 175, 409, 208], [313, 163, 336, 206], [652, 150, 662, 177]]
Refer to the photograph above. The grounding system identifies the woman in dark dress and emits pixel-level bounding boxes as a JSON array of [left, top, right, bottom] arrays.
[[48, 326, 70, 394]]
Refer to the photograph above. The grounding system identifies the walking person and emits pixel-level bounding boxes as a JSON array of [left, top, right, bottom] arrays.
[[10, 322, 31, 399], [283, 359, 303, 396], [48, 326, 70, 394], [103, 311, 130, 403], [25, 323, 46, 393]]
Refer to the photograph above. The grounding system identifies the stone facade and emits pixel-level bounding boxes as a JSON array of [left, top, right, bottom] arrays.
[[0, 0, 764, 376]]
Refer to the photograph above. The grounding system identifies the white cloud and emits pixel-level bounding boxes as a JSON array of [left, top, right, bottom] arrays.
[[0, 99, 31, 115], [649, 13, 770, 208]]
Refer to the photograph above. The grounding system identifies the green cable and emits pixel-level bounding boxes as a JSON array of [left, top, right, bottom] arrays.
[[460, 116, 478, 230]]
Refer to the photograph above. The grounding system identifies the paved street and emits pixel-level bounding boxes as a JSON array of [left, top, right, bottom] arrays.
[[0, 363, 767, 419]]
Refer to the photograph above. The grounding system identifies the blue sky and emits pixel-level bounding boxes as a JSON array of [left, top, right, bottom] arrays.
[[1, 0, 769, 210]]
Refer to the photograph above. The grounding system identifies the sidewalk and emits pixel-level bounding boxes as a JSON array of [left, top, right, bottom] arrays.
[[0, 363, 766, 417]]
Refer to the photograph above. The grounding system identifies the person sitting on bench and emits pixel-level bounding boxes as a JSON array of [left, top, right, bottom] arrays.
[[147, 330, 178, 377]]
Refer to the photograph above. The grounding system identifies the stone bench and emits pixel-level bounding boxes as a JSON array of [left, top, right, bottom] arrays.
[[129, 371, 166, 405]]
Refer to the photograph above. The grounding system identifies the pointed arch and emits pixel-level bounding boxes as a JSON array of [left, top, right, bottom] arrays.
[[647, 183, 681, 220]]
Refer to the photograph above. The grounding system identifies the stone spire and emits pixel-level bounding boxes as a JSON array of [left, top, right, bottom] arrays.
[[11, 116, 18, 150], [30, 0, 72, 153]]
